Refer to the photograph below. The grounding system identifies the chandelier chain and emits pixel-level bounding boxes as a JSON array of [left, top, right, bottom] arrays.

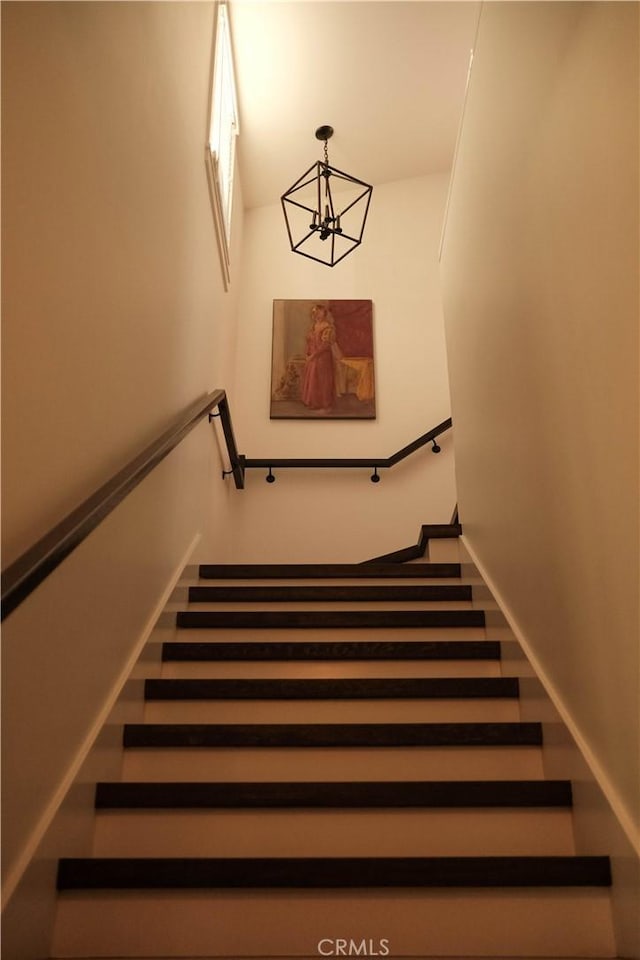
[[323, 138, 330, 209]]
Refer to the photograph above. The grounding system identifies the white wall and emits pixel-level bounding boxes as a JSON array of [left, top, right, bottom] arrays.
[[226, 173, 457, 562], [440, 0, 638, 867], [459, 539, 640, 958], [1, 0, 243, 930], [1, 0, 242, 567]]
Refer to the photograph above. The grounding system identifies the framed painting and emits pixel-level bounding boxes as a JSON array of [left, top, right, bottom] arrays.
[[270, 299, 376, 420]]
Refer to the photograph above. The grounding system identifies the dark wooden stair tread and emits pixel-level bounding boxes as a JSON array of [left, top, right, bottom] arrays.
[[162, 640, 501, 661], [144, 677, 519, 700], [198, 563, 461, 579], [95, 779, 573, 809], [57, 855, 611, 890], [188, 584, 472, 603], [176, 610, 485, 629], [122, 722, 542, 748]]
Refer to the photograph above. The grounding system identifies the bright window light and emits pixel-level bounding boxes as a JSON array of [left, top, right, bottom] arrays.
[[207, 2, 239, 286]]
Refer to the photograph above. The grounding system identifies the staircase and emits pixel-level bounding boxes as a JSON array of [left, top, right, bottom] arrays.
[[52, 547, 616, 958]]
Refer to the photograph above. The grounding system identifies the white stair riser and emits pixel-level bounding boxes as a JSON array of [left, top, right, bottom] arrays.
[[92, 808, 575, 858], [52, 888, 615, 958], [160, 661, 503, 680], [428, 541, 463, 562], [122, 746, 545, 782]]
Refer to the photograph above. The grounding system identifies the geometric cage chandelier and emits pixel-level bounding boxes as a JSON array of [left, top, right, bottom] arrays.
[[281, 125, 373, 267]]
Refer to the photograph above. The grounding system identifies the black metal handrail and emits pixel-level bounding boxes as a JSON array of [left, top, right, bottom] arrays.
[[1, 395, 451, 619], [1, 390, 239, 621], [241, 417, 452, 483]]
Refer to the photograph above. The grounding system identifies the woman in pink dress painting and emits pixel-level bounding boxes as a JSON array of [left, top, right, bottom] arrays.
[[301, 304, 341, 414]]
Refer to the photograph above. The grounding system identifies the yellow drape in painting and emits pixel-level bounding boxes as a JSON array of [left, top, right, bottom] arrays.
[[340, 357, 374, 402]]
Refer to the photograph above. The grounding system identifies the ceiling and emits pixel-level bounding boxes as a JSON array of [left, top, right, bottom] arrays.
[[228, 0, 481, 210]]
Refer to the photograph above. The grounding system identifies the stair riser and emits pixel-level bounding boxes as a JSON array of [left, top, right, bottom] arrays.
[[428, 540, 463, 563], [52, 888, 615, 957], [160, 661, 503, 679], [121, 746, 545, 782], [143, 699, 521, 724], [177, 613, 486, 630], [92, 808, 575, 858]]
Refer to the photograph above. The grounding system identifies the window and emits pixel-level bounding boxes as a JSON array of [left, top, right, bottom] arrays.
[[206, 2, 239, 288]]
